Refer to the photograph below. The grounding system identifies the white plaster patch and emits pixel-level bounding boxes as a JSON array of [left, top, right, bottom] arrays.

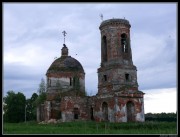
[[108, 108, 115, 122], [136, 112, 144, 122], [115, 103, 120, 112], [120, 116, 126, 122], [61, 112, 66, 122], [116, 104, 127, 122], [121, 104, 126, 114]]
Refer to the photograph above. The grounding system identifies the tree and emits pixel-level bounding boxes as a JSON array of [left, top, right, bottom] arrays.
[[37, 78, 46, 94], [26, 93, 38, 121], [35, 78, 47, 106], [145, 112, 177, 122], [35, 92, 47, 106], [3, 91, 26, 123]]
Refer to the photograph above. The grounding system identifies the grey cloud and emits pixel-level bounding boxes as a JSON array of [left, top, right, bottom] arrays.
[[138, 63, 177, 90], [3, 63, 46, 80]]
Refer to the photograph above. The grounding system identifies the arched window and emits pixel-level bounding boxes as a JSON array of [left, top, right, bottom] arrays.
[[102, 102, 108, 121], [121, 33, 128, 53], [102, 36, 107, 62]]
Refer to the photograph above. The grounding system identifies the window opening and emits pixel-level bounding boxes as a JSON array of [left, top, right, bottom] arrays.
[[104, 75, 107, 81], [125, 74, 130, 82], [102, 36, 107, 62], [74, 108, 79, 119], [70, 77, 72, 86], [121, 33, 128, 53]]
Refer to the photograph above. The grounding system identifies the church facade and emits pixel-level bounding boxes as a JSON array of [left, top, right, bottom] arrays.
[[37, 18, 145, 123]]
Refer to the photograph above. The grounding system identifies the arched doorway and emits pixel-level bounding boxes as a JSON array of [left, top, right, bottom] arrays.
[[126, 101, 135, 122], [102, 102, 108, 121]]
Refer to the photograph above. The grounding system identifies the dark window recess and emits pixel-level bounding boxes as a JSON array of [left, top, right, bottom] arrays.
[[90, 107, 94, 120], [58, 111, 62, 119], [125, 74, 130, 82], [70, 77, 72, 86], [104, 75, 107, 81], [74, 114, 78, 119], [102, 36, 107, 62], [74, 108, 79, 119]]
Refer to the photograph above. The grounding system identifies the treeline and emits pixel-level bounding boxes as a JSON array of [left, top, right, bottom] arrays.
[[3, 78, 47, 123], [145, 112, 177, 122]]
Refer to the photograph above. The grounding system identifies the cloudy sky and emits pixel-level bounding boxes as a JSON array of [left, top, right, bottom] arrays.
[[3, 3, 177, 113]]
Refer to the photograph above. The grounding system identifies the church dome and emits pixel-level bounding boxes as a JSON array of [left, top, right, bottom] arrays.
[[46, 56, 85, 75], [46, 44, 85, 75]]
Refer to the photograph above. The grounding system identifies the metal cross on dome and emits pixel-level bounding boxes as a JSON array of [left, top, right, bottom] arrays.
[[62, 30, 67, 44]]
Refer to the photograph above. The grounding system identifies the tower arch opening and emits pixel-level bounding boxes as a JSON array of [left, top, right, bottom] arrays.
[[102, 36, 107, 62], [121, 33, 128, 53]]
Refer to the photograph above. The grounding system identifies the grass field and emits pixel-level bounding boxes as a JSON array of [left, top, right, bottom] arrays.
[[3, 121, 177, 135]]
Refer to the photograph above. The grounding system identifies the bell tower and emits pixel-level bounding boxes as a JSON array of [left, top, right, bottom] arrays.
[[98, 18, 139, 94]]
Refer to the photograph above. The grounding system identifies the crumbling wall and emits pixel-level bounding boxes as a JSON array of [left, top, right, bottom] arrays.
[[92, 93, 144, 122], [58, 96, 90, 122]]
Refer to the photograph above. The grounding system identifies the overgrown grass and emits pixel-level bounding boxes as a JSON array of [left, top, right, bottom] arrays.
[[3, 121, 177, 134]]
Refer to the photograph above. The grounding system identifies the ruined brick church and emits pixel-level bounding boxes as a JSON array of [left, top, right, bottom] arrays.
[[37, 18, 145, 123]]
